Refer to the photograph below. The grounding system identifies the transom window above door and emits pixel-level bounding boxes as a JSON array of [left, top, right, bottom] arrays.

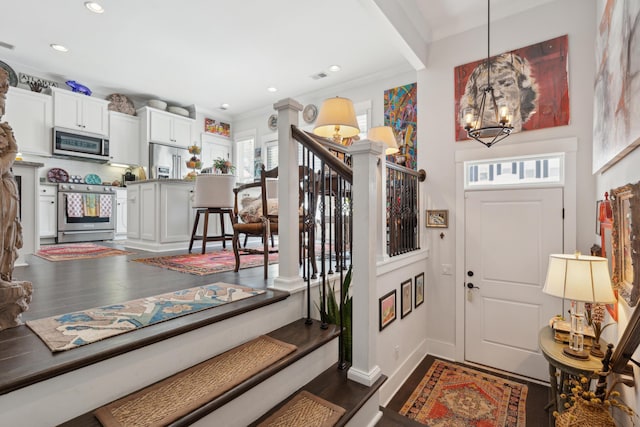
[[464, 153, 564, 189]]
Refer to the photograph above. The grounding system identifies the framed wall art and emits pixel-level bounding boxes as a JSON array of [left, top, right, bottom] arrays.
[[415, 273, 424, 308], [426, 210, 448, 228], [204, 118, 231, 138], [593, 0, 640, 173], [379, 289, 397, 331], [401, 279, 412, 318], [384, 82, 417, 170], [611, 181, 640, 307], [454, 35, 569, 142]]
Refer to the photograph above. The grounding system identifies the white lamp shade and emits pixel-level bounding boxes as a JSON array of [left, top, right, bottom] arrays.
[[543, 253, 616, 303], [313, 96, 360, 139], [368, 126, 399, 154]]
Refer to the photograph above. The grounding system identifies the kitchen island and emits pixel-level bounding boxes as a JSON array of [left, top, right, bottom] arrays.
[[124, 179, 196, 252]]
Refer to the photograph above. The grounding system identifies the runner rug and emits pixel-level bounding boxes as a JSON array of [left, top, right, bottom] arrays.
[[133, 248, 278, 276], [35, 243, 132, 261], [257, 391, 346, 427], [26, 282, 265, 352], [95, 335, 297, 427], [399, 360, 528, 427]]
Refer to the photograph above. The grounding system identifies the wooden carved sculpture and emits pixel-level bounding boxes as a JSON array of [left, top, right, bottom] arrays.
[[0, 68, 33, 331]]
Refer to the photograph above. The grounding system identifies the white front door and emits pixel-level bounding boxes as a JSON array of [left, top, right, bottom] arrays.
[[465, 188, 563, 381]]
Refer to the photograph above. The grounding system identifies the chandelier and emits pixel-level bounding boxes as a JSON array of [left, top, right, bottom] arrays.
[[462, 0, 513, 148]]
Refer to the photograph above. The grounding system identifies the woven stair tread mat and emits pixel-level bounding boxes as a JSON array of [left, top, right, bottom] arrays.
[[94, 335, 297, 427], [257, 390, 346, 427]]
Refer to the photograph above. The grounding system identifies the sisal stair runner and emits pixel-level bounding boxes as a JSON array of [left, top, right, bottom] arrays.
[[94, 335, 297, 427], [256, 390, 346, 427]]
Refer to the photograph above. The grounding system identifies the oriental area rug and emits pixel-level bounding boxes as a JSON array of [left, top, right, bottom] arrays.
[[133, 248, 278, 276], [26, 282, 265, 352], [95, 335, 297, 427], [35, 243, 132, 261], [399, 360, 528, 427]]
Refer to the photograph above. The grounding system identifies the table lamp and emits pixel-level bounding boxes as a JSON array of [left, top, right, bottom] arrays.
[[367, 126, 399, 155], [313, 96, 360, 144], [543, 253, 616, 359]]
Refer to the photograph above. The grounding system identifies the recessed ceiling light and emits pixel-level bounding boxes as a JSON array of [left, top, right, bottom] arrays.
[[220, 103, 230, 110], [50, 44, 69, 52], [267, 86, 278, 93], [84, 1, 104, 14], [328, 65, 341, 72]]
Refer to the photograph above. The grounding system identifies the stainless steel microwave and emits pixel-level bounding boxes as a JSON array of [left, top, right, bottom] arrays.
[[52, 127, 110, 163]]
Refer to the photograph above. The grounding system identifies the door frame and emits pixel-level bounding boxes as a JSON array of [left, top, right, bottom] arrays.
[[454, 137, 578, 364]]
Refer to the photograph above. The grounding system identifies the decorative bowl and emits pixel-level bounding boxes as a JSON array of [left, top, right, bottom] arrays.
[[148, 99, 167, 110], [168, 106, 189, 117]]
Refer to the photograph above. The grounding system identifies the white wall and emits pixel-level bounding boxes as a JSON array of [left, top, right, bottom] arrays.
[[418, 0, 597, 357]]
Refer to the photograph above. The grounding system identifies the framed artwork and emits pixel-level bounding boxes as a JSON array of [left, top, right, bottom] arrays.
[[596, 200, 603, 235], [593, 0, 640, 173], [379, 289, 397, 331], [426, 210, 448, 228], [611, 182, 640, 307], [384, 82, 417, 170], [204, 118, 231, 138], [454, 35, 569, 142], [415, 273, 424, 308], [401, 279, 412, 318]]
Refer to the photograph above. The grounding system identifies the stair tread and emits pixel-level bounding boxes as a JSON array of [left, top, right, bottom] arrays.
[[60, 318, 340, 427], [376, 407, 426, 426], [249, 362, 387, 427]]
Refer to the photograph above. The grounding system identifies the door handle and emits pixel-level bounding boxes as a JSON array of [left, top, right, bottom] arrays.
[[466, 283, 479, 289]]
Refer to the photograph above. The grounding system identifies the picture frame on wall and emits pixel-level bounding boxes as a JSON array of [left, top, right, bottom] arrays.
[[401, 279, 412, 318], [415, 273, 424, 308], [426, 210, 448, 228], [379, 290, 397, 331], [204, 118, 231, 138], [611, 182, 640, 307]]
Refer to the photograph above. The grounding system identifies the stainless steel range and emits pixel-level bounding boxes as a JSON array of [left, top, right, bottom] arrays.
[[57, 183, 116, 243]]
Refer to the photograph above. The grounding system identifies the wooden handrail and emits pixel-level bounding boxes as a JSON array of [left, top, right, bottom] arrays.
[[386, 161, 427, 182], [291, 125, 353, 184]]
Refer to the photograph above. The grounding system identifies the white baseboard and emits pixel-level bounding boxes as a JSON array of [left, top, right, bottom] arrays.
[[379, 339, 428, 405], [426, 338, 456, 361]]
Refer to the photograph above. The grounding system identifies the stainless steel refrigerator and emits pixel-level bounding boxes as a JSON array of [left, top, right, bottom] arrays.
[[149, 142, 190, 179]]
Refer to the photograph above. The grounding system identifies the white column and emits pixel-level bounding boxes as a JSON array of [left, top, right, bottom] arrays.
[[347, 139, 384, 386], [272, 98, 305, 291]]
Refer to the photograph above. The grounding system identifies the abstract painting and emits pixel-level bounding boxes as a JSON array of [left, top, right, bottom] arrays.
[[454, 35, 569, 142], [384, 83, 417, 170], [593, 0, 640, 173]]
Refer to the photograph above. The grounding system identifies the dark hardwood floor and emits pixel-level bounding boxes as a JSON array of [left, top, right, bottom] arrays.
[[0, 240, 284, 395], [383, 354, 551, 426]]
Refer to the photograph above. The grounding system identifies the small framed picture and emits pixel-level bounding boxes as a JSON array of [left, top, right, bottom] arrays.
[[415, 273, 424, 308], [379, 289, 397, 331], [426, 209, 448, 228], [401, 279, 412, 318]]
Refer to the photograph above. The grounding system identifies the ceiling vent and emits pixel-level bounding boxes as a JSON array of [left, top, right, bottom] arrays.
[[310, 72, 328, 80], [0, 41, 15, 50]]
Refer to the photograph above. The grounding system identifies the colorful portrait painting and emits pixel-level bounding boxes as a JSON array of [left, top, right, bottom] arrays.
[[454, 35, 569, 142], [384, 83, 417, 170], [593, 0, 640, 173]]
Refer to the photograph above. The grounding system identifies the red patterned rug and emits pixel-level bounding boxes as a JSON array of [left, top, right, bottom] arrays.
[[133, 249, 278, 276], [35, 243, 132, 261], [399, 360, 527, 427]]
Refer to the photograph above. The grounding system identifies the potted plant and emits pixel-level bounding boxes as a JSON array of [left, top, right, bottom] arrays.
[[213, 157, 235, 174], [316, 266, 352, 363]]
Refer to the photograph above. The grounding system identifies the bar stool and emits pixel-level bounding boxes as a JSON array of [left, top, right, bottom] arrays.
[[189, 174, 236, 254]]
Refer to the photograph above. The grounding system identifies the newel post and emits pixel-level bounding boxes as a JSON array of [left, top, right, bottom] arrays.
[[348, 139, 384, 386], [272, 98, 305, 290]]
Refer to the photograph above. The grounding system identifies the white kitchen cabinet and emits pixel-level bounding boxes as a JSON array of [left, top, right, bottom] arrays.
[[124, 180, 196, 251], [126, 184, 140, 240], [115, 188, 127, 239], [38, 185, 57, 241], [160, 183, 194, 242], [52, 87, 109, 135], [4, 87, 52, 156], [140, 107, 194, 148], [109, 112, 140, 165]]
